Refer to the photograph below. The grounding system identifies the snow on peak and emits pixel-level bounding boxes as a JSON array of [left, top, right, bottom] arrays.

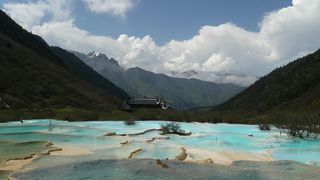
[[87, 51, 101, 58]]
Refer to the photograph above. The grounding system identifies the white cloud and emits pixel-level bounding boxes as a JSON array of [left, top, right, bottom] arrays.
[[157, 0, 320, 77], [3, 1, 47, 30], [161, 23, 274, 75], [116, 34, 162, 72], [32, 20, 125, 58], [202, 54, 234, 72], [2, 0, 320, 86], [260, 0, 320, 62], [83, 0, 136, 17], [3, 0, 72, 31]]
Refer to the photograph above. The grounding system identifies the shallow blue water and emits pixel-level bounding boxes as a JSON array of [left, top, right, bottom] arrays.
[[0, 120, 319, 165]]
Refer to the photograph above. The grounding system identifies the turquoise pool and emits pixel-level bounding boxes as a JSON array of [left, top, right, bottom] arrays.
[[0, 120, 319, 166]]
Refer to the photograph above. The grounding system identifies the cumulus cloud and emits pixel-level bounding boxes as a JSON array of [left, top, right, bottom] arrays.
[[161, 23, 274, 75], [32, 20, 125, 58], [3, 0, 71, 31], [3, 1, 47, 30], [260, 0, 320, 62], [83, 0, 136, 17], [2, 0, 320, 86], [161, 0, 320, 77], [117, 34, 162, 71], [31, 21, 163, 72]]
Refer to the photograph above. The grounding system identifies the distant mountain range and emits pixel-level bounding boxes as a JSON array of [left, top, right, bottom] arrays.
[[215, 48, 320, 115], [72, 51, 244, 109], [170, 70, 258, 87], [0, 10, 129, 111]]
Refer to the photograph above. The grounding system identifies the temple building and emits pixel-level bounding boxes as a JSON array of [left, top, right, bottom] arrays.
[[122, 97, 169, 110]]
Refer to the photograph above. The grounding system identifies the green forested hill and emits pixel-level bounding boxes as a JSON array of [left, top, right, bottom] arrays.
[[215, 49, 320, 115], [0, 10, 129, 112]]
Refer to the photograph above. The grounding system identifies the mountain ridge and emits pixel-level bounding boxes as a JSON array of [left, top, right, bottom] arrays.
[[72, 51, 244, 109], [0, 10, 129, 112], [214, 49, 320, 115]]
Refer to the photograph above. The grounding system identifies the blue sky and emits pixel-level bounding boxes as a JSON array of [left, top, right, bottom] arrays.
[[1, 0, 320, 86], [74, 0, 291, 44], [0, 0, 291, 43]]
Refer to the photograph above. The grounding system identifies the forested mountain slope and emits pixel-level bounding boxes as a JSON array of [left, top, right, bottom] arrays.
[[215, 49, 320, 114], [0, 10, 129, 111]]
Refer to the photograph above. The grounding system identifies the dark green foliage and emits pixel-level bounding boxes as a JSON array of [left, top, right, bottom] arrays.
[[0, 10, 129, 114], [159, 121, 191, 135], [4, 41, 11, 48], [160, 122, 182, 134], [204, 49, 320, 135], [0, 10, 63, 65], [0, 35, 119, 110], [216, 49, 320, 114], [0, 108, 215, 123]]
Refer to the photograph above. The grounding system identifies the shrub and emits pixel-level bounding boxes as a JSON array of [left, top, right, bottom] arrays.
[[160, 122, 182, 134], [124, 120, 136, 125], [273, 113, 320, 139], [258, 124, 271, 131]]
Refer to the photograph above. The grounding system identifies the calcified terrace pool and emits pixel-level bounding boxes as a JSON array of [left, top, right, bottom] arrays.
[[0, 119, 319, 167]]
